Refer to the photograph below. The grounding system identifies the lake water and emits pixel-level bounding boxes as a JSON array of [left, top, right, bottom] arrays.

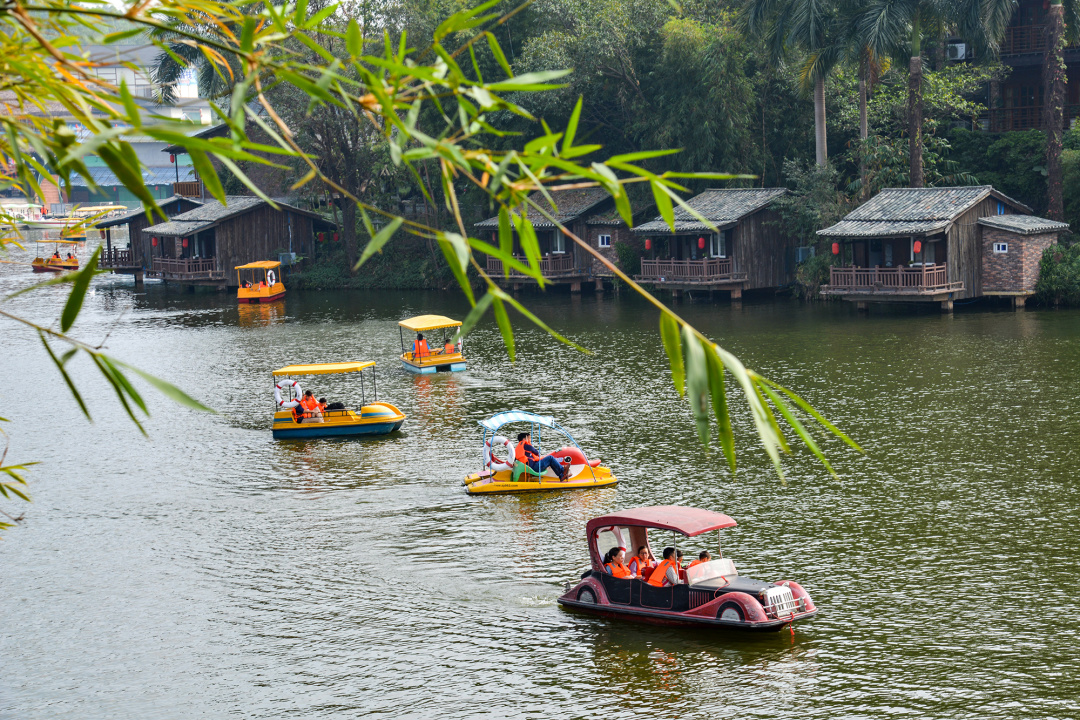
[[3, 249, 1079, 719]]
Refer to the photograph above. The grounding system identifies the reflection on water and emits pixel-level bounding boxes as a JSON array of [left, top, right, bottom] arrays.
[[3, 268, 1080, 719]]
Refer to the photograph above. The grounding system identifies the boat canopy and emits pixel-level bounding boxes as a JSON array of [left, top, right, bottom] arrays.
[[479, 410, 558, 432], [273, 361, 375, 376], [399, 315, 462, 332], [37, 239, 82, 245], [72, 204, 127, 215], [586, 506, 737, 538], [236, 260, 282, 270]]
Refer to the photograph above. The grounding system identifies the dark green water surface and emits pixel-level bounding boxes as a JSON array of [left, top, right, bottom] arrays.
[[3, 251, 1080, 718]]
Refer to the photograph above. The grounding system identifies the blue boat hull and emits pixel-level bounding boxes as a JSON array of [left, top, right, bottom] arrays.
[[401, 360, 467, 374], [272, 419, 404, 439]]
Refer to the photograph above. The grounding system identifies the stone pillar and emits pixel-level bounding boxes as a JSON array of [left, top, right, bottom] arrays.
[[133, 270, 144, 288], [672, 289, 683, 300], [941, 299, 954, 313], [570, 281, 582, 293], [729, 287, 742, 301], [594, 278, 603, 292], [856, 301, 869, 312], [1014, 295, 1027, 310]]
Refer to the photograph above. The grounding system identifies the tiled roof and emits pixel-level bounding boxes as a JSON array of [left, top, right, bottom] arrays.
[[631, 188, 787, 234], [66, 165, 197, 188], [584, 207, 626, 225], [94, 195, 203, 228], [474, 187, 610, 228], [143, 195, 332, 236], [818, 186, 1032, 238], [977, 215, 1069, 235]]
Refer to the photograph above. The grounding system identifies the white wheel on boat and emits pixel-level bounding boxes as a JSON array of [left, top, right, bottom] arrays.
[[577, 587, 597, 604], [718, 602, 744, 622]]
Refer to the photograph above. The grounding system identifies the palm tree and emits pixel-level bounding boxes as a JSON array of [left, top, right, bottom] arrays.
[[148, 18, 243, 107], [1041, 1, 1080, 220], [743, 0, 840, 167]]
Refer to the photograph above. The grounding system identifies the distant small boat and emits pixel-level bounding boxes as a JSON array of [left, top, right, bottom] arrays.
[[236, 260, 286, 303], [31, 239, 80, 273], [398, 315, 467, 373]]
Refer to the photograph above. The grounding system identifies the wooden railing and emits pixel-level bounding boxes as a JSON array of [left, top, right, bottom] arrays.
[[826, 264, 959, 294], [989, 104, 1080, 132], [1001, 24, 1047, 55], [99, 248, 134, 268], [638, 258, 738, 282], [152, 257, 221, 279], [173, 181, 202, 198], [486, 254, 577, 277]]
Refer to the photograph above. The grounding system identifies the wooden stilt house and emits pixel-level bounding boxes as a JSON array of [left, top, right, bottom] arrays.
[[95, 195, 203, 283]]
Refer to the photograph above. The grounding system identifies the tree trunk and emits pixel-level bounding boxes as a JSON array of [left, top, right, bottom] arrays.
[[908, 15, 924, 188], [341, 201, 358, 270], [814, 75, 828, 166], [1045, 3, 1066, 220], [859, 53, 869, 200]]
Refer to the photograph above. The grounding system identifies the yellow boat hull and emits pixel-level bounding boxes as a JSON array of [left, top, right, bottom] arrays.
[[463, 466, 618, 495]]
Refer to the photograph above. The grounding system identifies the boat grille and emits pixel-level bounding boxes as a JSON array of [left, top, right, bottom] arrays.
[[762, 586, 800, 618]]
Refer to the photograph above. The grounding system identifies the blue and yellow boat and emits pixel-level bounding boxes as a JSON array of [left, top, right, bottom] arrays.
[[398, 315, 467, 373], [271, 362, 406, 439]]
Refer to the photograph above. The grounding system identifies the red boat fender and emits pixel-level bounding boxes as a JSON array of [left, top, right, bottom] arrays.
[[772, 580, 815, 613], [711, 591, 769, 623]]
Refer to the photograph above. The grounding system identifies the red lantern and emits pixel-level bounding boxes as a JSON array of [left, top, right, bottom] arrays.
[[318, 232, 325, 242], [333, 233, 340, 242], [913, 240, 922, 254], [152, 237, 158, 247], [169, 154, 175, 164], [698, 236, 706, 250], [831, 242, 840, 255], [644, 238, 652, 251], [182, 238, 189, 248]]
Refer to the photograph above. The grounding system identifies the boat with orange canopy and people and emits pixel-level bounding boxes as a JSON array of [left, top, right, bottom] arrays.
[[31, 239, 80, 273], [558, 505, 818, 632], [236, 260, 286, 302]]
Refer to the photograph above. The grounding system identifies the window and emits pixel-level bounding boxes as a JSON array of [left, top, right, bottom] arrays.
[[551, 232, 565, 254], [709, 231, 726, 258], [598, 234, 611, 248], [993, 242, 1008, 254], [997, 201, 1005, 215]]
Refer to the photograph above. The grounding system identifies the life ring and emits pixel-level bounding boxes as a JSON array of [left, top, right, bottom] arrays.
[[274, 379, 302, 408], [267, 269, 277, 286], [484, 435, 514, 472]]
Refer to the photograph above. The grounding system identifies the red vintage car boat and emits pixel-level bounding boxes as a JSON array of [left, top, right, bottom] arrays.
[[558, 505, 818, 631]]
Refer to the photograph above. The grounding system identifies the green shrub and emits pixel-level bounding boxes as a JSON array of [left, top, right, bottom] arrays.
[[1035, 243, 1080, 306], [794, 250, 839, 302], [614, 238, 642, 277], [946, 128, 1047, 212]]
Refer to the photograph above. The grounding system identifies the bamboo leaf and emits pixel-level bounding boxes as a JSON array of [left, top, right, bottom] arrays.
[[497, 207, 513, 278], [60, 247, 100, 333], [659, 313, 684, 397], [761, 383, 834, 476], [455, 291, 495, 341], [189, 149, 225, 204], [491, 296, 515, 361], [494, 289, 591, 354], [113, 360, 215, 413], [704, 341, 736, 475], [683, 324, 710, 446], [715, 345, 784, 477], [651, 180, 675, 230], [346, 18, 363, 56], [39, 332, 89, 420], [485, 31, 513, 78], [760, 377, 863, 452], [356, 217, 403, 269], [562, 96, 582, 156], [101, 356, 148, 416], [91, 354, 144, 435]]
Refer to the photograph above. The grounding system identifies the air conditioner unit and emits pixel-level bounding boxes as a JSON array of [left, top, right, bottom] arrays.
[[278, 252, 297, 265], [948, 42, 967, 60]]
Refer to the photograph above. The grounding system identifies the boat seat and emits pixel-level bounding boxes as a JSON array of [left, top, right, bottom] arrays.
[[511, 460, 544, 482]]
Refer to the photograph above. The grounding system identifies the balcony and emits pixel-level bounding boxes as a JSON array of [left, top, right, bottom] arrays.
[[99, 248, 136, 269], [988, 104, 1080, 131], [636, 258, 745, 284], [173, 181, 203, 198], [1001, 24, 1048, 55], [822, 264, 963, 296], [486, 254, 577, 278], [152, 257, 223, 280]]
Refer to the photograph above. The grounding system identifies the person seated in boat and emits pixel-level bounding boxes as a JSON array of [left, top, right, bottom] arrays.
[[65, 252, 75, 261], [51, 250, 61, 259], [687, 550, 711, 570], [646, 547, 685, 587], [629, 546, 655, 577], [444, 339, 455, 354], [603, 547, 634, 578], [243, 280, 252, 288], [515, 432, 568, 480], [299, 390, 324, 423], [258, 279, 268, 290], [320, 397, 347, 412], [413, 333, 430, 358]]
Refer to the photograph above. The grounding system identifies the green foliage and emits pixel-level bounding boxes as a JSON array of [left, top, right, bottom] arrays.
[[1062, 147, 1080, 231], [947, 128, 1048, 213], [614, 237, 643, 277], [1036, 243, 1080, 306], [773, 159, 849, 245], [794, 251, 840, 301]]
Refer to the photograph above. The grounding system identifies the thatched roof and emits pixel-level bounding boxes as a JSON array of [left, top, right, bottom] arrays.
[[631, 188, 787, 234]]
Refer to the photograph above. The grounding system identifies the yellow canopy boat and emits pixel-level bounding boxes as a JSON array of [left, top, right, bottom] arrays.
[[463, 410, 617, 495], [31, 239, 80, 273], [237, 260, 286, 303], [398, 315, 467, 373], [272, 362, 406, 439]]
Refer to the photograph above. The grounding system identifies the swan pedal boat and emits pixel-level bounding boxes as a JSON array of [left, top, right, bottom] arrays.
[[559, 506, 819, 631], [236, 260, 286, 303], [272, 362, 405, 439], [398, 315, 466, 373], [464, 410, 617, 495]]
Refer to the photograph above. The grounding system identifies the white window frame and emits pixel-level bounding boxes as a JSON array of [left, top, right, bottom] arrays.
[[709, 231, 727, 258], [598, 233, 612, 248], [993, 242, 1008, 254], [551, 232, 566, 254]]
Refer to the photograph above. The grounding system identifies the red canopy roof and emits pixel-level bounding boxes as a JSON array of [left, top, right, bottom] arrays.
[[586, 505, 737, 538]]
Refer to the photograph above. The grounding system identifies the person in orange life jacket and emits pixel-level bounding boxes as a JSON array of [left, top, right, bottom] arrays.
[[687, 550, 710, 570], [444, 339, 455, 354], [603, 547, 634, 578], [647, 547, 684, 587], [514, 432, 568, 480], [413, 332, 431, 358], [299, 389, 324, 423], [629, 546, 655, 577]]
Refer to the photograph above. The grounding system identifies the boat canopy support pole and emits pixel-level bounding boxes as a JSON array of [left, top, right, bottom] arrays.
[[372, 365, 377, 402]]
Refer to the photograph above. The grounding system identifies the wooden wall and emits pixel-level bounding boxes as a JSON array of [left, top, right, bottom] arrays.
[[733, 208, 796, 290], [214, 205, 320, 287], [128, 198, 202, 269], [947, 195, 1025, 299]]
